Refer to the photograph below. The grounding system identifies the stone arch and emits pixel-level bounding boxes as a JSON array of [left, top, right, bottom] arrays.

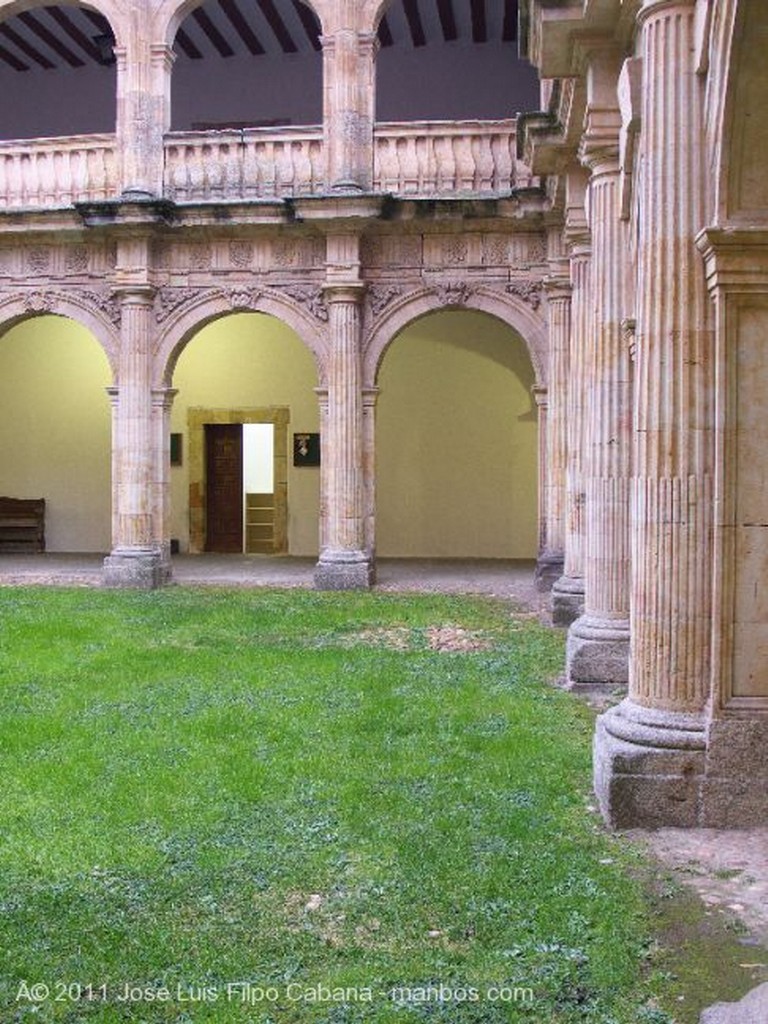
[[155, 287, 328, 388], [0, 0, 120, 26], [0, 292, 118, 378], [161, 0, 325, 47], [717, 0, 768, 223], [363, 284, 547, 389]]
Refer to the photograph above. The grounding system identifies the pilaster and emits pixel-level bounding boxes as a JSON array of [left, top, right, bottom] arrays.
[[322, 29, 377, 192], [552, 169, 591, 626], [152, 387, 177, 583], [532, 385, 549, 580], [594, 0, 714, 826], [115, 36, 174, 198], [536, 276, 571, 591]]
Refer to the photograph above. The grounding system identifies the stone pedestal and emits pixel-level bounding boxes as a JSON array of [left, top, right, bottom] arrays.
[[594, 700, 706, 828]]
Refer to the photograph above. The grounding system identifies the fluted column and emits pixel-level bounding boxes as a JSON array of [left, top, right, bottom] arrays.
[[104, 286, 165, 587], [552, 205, 591, 625], [536, 279, 571, 590], [567, 155, 632, 686], [314, 284, 373, 589], [322, 29, 377, 191], [532, 386, 549, 563], [594, 0, 714, 827]]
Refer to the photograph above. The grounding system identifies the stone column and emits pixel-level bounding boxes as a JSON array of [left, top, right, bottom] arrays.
[[152, 387, 177, 582], [594, 0, 714, 827], [567, 86, 632, 686], [536, 278, 571, 590], [552, 173, 591, 626], [103, 286, 165, 588], [314, 284, 373, 588], [322, 28, 377, 192], [115, 35, 174, 198]]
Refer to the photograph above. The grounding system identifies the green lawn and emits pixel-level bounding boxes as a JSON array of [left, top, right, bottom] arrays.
[[0, 587, 667, 1023]]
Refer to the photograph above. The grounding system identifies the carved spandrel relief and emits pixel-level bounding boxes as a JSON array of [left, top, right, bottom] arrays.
[[228, 288, 261, 311], [24, 291, 54, 314], [367, 285, 405, 318], [506, 279, 544, 310], [79, 289, 122, 327], [155, 288, 202, 324], [279, 284, 328, 322]]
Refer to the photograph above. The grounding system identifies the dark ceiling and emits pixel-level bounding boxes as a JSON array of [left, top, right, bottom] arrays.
[[0, 0, 519, 72]]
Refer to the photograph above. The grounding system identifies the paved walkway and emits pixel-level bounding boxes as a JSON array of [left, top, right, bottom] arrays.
[[0, 553, 546, 609]]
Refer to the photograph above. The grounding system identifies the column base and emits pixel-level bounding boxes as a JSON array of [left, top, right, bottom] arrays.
[[103, 547, 171, 589], [593, 700, 706, 828], [566, 614, 629, 689], [551, 574, 584, 627], [701, 717, 768, 827], [314, 550, 374, 591], [534, 552, 564, 593]]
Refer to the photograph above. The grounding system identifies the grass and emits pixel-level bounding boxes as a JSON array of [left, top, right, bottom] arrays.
[[0, 586, 670, 1023]]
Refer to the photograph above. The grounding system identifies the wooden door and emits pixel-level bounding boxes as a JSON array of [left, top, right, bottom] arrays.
[[205, 423, 243, 552]]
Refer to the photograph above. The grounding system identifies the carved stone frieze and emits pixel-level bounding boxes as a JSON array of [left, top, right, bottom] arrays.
[[189, 243, 213, 271], [506, 279, 543, 309], [442, 237, 469, 265], [229, 241, 254, 269], [26, 247, 51, 275], [64, 246, 89, 274]]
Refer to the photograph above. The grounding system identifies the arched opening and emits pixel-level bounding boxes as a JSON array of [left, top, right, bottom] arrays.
[[170, 0, 322, 132], [0, 3, 117, 140], [375, 0, 539, 122], [170, 312, 320, 555], [0, 315, 112, 552], [376, 309, 537, 558]]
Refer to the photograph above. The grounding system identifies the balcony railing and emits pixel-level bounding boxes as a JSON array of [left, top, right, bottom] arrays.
[[163, 127, 326, 202], [374, 119, 524, 196], [0, 120, 529, 211], [0, 135, 117, 209]]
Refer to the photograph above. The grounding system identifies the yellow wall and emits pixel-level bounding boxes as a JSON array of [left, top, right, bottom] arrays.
[[171, 313, 321, 555], [0, 311, 537, 561], [376, 310, 538, 558], [0, 316, 112, 552]]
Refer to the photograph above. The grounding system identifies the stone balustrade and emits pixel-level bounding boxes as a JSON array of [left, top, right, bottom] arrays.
[[0, 135, 117, 209], [374, 119, 527, 196], [0, 121, 532, 210], [163, 128, 326, 202]]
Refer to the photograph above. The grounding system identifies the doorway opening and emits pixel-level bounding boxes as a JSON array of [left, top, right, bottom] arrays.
[[191, 408, 288, 555]]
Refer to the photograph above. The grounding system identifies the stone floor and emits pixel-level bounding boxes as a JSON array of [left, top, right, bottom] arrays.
[[0, 552, 546, 608]]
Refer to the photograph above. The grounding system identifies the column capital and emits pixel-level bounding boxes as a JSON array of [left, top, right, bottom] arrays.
[[151, 387, 178, 411], [638, 0, 696, 25], [544, 276, 572, 300], [112, 283, 157, 306], [322, 282, 367, 305], [532, 385, 548, 408]]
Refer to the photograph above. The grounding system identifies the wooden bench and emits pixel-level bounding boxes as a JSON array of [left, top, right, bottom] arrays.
[[0, 497, 45, 553]]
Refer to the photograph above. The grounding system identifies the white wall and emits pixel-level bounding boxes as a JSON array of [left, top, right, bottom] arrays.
[[170, 313, 320, 555], [0, 316, 112, 551], [376, 310, 538, 559]]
